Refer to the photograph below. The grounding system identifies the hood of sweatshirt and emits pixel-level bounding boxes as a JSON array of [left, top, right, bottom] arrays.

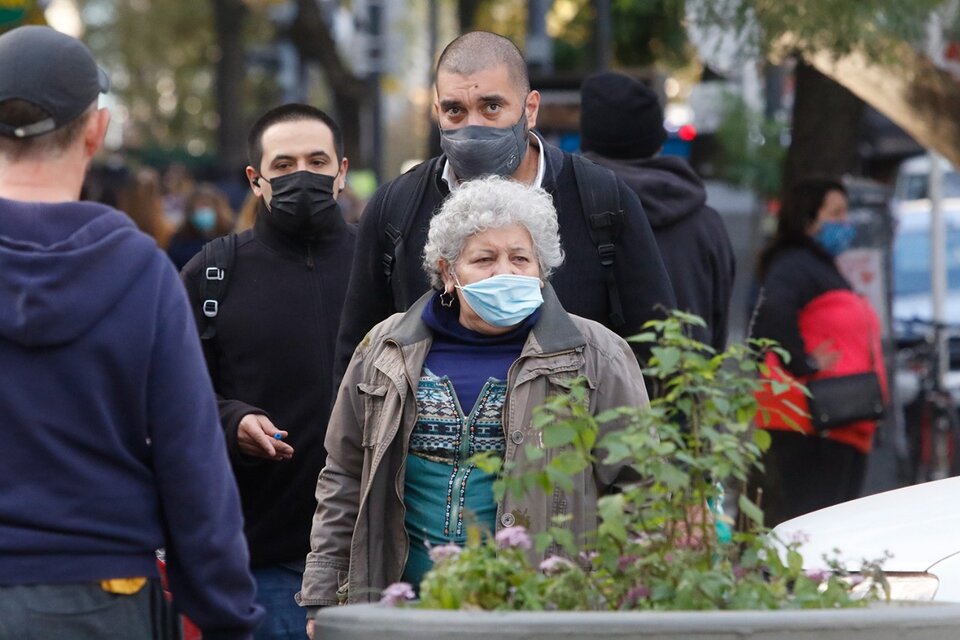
[[583, 152, 707, 229], [0, 198, 156, 347]]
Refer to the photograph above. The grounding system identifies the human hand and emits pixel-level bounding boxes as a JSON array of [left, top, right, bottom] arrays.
[[809, 340, 841, 372], [236, 414, 294, 460], [674, 502, 713, 549], [306, 619, 315, 640]]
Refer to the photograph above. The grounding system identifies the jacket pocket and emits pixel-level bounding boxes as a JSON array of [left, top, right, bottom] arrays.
[[357, 382, 389, 448]]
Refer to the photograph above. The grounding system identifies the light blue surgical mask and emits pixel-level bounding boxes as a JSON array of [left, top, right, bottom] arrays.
[[191, 207, 217, 232], [815, 221, 855, 257], [455, 273, 544, 327]]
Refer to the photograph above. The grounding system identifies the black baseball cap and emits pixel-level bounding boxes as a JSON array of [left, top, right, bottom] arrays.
[[0, 25, 110, 139]]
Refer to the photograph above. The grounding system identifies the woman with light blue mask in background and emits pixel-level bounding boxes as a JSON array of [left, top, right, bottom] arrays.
[[299, 176, 650, 628], [167, 183, 235, 270]]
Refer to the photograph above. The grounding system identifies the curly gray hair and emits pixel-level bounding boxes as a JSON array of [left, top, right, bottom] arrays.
[[422, 175, 565, 289]]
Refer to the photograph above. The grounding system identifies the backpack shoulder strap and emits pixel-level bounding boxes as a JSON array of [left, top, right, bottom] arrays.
[[571, 153, 626, 329], [381, 158, 437, 306], [198, 233, 237, 340]]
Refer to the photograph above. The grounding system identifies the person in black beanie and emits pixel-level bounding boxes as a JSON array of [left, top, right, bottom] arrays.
[[580, 71, 735, 350]]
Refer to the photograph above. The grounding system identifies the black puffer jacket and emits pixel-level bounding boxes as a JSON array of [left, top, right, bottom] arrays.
[[181, 212, 356, 567], [585, 152, 736, 349]]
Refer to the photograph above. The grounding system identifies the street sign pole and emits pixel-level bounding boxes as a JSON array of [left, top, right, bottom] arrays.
[[930, 151, 947, 387]]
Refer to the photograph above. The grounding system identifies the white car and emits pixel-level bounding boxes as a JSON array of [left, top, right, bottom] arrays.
[[891, 154, 960, 329], [772, 477, 960, 602], [891, 154, 960, 217]]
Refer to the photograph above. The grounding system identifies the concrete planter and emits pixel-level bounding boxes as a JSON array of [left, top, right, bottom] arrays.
[[314, 601, 960, 640]]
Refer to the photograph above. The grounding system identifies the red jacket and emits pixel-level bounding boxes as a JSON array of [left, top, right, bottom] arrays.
[[755, 290, 888, 454]]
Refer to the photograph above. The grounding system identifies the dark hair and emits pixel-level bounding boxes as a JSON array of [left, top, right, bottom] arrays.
[[437, 31, 530, 97], [175, 183, 235, 239], [758, 176, 847, 278], [247, 103, 343, 170], [117, 167, 170, 247], [0, 98, 94, 160]]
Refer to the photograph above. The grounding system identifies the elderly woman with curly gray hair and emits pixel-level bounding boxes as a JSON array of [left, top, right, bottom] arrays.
[[298, 176, 649, 628]]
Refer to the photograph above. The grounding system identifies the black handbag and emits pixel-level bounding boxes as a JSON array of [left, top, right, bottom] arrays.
[[807, 372, 885, 432]]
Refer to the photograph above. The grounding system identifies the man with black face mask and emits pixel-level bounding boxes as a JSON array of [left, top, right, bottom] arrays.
[[333, 31, 676, 381], [180, 103, 355, 640]]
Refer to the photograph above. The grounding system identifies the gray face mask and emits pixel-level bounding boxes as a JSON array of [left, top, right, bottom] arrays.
[[439, 111, 529, 181]]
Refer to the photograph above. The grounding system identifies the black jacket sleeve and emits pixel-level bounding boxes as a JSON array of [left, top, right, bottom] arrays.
[[709, 208, 736, 351], [179, 257, 270, 461], [613, 181, 678, 359], [753, 256, 818, 378], [332, 183, 395, 384]]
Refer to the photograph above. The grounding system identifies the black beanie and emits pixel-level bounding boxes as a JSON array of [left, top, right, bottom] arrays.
[[579, 71, 667, 160]]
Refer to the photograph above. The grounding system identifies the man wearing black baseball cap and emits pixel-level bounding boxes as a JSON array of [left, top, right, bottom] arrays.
[[0, 26, 264, 639]]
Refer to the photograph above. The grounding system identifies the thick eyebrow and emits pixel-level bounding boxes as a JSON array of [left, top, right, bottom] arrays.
[[477, 93, 508, 105], [439, 98, 463, 112], [439, 93, 508, 111], [466, 244, 533, 255], [269, 151, 331, 165]]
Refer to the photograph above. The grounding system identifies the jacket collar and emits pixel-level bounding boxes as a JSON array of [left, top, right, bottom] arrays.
[[385, 284, 584, 356], [538, 135, 565, 193], [527, 284, 585, 354], [253, 203, 347, 256], [384, 291, 436, 346]]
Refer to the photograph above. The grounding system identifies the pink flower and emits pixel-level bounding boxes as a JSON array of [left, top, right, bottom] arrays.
[[578, 550, 599, 563], [496, 526, 532, 550], [380, 582, 415, 606], [428, 543, 462, 563], [806, 569, 830, 583], [790, 531, 812, 545], [629, 585, 651, 600], [618, 555, 638, 572], [539, 555, 574, 574], [675, 534, 703, 549], [620, 584, 651, 607]]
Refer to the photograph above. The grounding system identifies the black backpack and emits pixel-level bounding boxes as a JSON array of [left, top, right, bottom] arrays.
[[380, 153, 626, 328], [195, 233, 237, 340]]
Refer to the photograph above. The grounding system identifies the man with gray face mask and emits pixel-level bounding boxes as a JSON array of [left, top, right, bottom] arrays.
[[334, 31, 676, 379]]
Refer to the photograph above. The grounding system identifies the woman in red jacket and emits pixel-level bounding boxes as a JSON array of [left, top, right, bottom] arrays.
[[751, 177, 887, 527]]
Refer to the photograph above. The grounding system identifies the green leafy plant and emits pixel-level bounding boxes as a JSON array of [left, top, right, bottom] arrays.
[[389, 311, 885, 611]]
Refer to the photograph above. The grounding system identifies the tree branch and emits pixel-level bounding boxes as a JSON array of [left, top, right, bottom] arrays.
[[287, 0, 368, 100], [805, 43, 960, 168]]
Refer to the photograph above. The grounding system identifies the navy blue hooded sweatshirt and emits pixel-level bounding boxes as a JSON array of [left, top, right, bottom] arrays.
[[0, 198, 263, 638]]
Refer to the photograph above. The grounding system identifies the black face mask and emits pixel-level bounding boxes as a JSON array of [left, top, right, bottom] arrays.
[[261, 170, 341, 239]]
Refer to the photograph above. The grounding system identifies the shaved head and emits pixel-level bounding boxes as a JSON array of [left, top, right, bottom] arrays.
[[436, 31, 530, 98]]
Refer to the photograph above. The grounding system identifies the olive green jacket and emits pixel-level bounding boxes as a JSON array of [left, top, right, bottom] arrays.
[[297, 286, 648, 609]]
